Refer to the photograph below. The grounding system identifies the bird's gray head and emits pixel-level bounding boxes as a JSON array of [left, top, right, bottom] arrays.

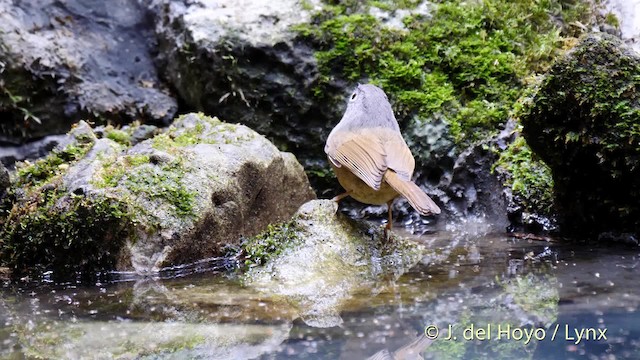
[[337, 84, 400, 132]]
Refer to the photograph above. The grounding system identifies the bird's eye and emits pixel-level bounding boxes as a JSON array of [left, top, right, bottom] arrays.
[[350, 92, 357, 101]]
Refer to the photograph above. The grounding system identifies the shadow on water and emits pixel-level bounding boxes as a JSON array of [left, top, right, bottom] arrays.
[[1, 227, 639, 359]]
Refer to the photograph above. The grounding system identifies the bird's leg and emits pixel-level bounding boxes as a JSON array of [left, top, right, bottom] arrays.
[[384, 199, 393, 239], [331, 191, 351, 202]]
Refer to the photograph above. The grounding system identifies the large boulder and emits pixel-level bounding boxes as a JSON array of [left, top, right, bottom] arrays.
[[521, 33, 640, 241], [0, 113, 315, 277], [0, 0, 176, 144]]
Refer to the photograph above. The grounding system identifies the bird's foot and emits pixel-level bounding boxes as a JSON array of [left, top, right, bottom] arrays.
[[383, 222, 393, 242]]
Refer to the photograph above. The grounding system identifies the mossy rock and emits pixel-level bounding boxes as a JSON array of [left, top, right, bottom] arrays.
[[521, 33, 640, 240], [244, 199, 424, 327], [0, 114, 315, 279]]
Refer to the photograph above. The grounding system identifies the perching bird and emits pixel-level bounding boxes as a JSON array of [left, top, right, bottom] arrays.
[[324, 84, 441, 233]]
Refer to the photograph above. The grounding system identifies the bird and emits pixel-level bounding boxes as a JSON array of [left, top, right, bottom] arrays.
[[324, 84, 441, 235]]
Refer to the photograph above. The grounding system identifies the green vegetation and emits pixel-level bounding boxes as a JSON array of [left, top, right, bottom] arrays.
[[520, 34, 640, 235], [241, 220, 303, 266], [124, 160, 195, 217], [299, 0, 592, 144], [500, 271, 558, 322], [105, 126, 132, 146], [16, 142, 93, 190], [0, 191, 134, 278], [0, 87, 41, 126], [493, 135, 554, 215], [93, 154, 151, 188], [151, 114, 253, 151]]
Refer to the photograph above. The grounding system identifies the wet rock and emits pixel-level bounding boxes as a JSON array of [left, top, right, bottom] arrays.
[[521, 33, 640, 240], [441, 140, 506, 229], [0, 113, 315, 278], [0, 0, 177, 143], [244, 199, 424, 327], [148, 0, 347, 183]]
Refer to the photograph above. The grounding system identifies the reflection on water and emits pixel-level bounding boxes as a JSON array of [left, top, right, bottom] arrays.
[[1, 231, 639, 359]]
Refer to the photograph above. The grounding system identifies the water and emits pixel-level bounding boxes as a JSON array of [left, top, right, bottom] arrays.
[[1, 231, 639, 359]]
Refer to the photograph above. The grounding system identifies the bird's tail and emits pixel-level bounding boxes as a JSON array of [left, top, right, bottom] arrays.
[[384, 171, 441, 216]]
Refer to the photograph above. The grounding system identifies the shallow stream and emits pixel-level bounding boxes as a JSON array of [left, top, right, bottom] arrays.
[[1, 228, 639, 359]]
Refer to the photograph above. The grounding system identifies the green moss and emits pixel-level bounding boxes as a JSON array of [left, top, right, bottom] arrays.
[[93, 154, 152, 189], [500, 271, 558, 322], [520, 34, 640, 235], [369, 0, 422, 11], [299, 0, 593, 145], [160, 334, 206, 354], [241, 220, 302, 266], [125, 154, 150, 166], [151, 123, 207, 150], [152, 115, 252, 151], [105, 127, 132, 146], [604, 12, 620, 28], [0, 191, 135, 278], [15, 142, 93, 190], [493, 135, 554, 215], [151, 133, 178, 151], [124, 160, 195, 217]]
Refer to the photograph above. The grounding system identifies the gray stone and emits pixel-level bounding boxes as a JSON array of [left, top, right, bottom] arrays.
[[603, 0, 640, 53], [0, 0, 177, 143], [0, 162, 8, 196]]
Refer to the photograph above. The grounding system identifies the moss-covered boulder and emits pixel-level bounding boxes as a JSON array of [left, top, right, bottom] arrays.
[[243, 199, 424, 327], [0, 113, 315, 278], [521, 33, 640, 241], [0, 0, 176, 143]]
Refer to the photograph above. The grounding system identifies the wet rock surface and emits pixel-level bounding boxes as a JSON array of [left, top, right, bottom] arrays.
[[0, 163, 8, 199], [245, 199, 425, 327], [0, 0, 177, 144], [0, 113, 315, 277], [521, 33, 640, 242]]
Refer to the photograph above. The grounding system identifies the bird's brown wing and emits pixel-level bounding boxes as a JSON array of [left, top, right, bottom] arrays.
[[382, 130, 415, 181], [325, 129, 387, 190]]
